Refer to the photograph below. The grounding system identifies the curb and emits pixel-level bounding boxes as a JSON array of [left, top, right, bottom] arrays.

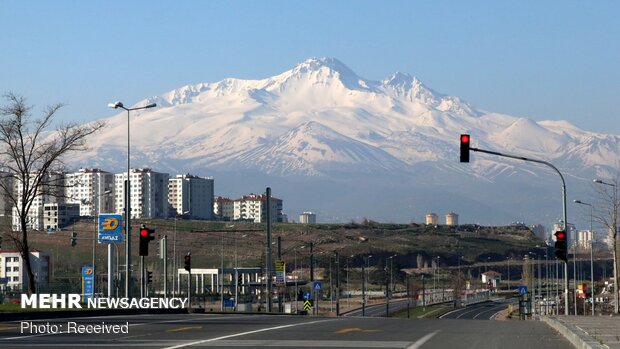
[[540, 316, 606, 349]]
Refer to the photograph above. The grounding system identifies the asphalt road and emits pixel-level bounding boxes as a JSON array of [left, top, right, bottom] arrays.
[[343, 298, 412, 317], [439, 299, 516, 320], [0, 312, 572, 349]]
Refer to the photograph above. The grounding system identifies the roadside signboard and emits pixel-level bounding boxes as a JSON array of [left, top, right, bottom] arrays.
[[82, 266, 94, 302], [0, 277, 8, 285], [223, 299, 235, 307], [313, 281, 322, 291], [303, 291, 311, 300], [98, 214, 123, 243], [518, 285, 528, 295], [275, 260, 285, 286], [303, 300, 313, 311]]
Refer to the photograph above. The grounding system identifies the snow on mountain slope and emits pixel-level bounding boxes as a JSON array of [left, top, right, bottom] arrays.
[[74, 57, 620, 223]]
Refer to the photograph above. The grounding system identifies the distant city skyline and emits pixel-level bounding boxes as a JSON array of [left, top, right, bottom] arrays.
[[1, 1, 618, 134]]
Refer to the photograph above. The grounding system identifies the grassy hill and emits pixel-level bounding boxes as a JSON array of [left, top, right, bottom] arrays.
[[3, 218, 544, 294]]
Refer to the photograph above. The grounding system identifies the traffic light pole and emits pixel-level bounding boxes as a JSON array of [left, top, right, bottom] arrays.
[[140, 255, 145, 298], [470, 146, 570, 315]]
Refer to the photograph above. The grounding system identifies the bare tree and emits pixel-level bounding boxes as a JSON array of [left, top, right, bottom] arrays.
[[0, 93, 105, 295], [593, 171, 619, 314]]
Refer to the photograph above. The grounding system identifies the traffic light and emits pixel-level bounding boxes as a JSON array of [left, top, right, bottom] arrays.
[[139, 225, 155, 256], [71, 231, 77, 247], [554, 231, 567, 262], [237, 273, 243, 286], [460, 134, 470, 163], [184, 253, 191, 272], [147, 271, 153, 284]]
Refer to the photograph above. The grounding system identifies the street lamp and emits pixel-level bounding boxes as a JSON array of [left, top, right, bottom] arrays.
[[385, 254, 396, 317], [108, 101, 156, 298], [362, 255, 372, 317], [574, 199, 595, 316], [593, 178, 618, 314]]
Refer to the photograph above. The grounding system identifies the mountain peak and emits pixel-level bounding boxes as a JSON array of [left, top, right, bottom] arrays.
[[295, 57, 355, 75]]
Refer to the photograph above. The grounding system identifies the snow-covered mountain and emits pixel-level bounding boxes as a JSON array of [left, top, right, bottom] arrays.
[[78, 57, 620, 224]]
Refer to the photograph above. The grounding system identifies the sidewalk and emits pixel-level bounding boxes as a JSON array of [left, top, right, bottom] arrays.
[[541, 315, 620, 349]]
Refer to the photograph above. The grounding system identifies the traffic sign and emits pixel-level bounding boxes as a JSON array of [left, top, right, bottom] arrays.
[[313, 281, 322, 291], [518, 285, 528, 295], [303, 291, 311, 300], [303, 300, 313, 311], [98, 214, 123, 243]]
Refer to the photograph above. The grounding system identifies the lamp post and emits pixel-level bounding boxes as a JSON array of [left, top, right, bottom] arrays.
[[108, 101, 156, 298], [593, 178, 618, 314], [575, 199, 595, 316], [362, 255, 372, 317], [385, 255, 396, 317]]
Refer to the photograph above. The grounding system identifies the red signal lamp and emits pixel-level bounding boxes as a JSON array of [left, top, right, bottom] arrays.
[[461, 134, 470, 143], [140, 229, 148, 237]]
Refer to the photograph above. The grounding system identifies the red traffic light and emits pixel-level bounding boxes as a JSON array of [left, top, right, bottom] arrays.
[[140, 229, 148, 237], [461, 134, 470, 143], [555, 231, 566, 240]]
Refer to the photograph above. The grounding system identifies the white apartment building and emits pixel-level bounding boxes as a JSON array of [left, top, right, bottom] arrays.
[[168, 174, 214, 220], [11, 172, 63, 231], [43, 203, 80, 231], [299, 212, 316, 224], [577, 230, 594, 249], [214, 196, 235, 219], [65, 168, 115, 216], [0, 250, 50, 292], [233, 194, 283, 223], [114, 168, 169, 219]]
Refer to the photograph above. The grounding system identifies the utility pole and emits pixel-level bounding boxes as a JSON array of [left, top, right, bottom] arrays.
[[335, 251, 340, 316], [266, 187, 273, 313]]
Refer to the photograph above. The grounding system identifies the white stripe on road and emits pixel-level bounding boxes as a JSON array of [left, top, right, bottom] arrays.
[[162, 319, 336, 349], [406, 330, 439, 349]]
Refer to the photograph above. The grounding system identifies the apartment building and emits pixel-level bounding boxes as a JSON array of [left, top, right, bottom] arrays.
[[65, 168, 115, 216], [299, 211, 316, 224], [214, 196, 235, 220], [42, 203, 80, 231], [0, 250, 50, 292], [168, 174, 214, 219], [11, 172, 64, 231], [114, 168, 169, 219], [233, 194, 283, 223]]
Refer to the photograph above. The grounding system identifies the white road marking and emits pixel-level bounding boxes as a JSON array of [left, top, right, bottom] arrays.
[[406, 330, 439, 349], [162, 319, 336, 349]]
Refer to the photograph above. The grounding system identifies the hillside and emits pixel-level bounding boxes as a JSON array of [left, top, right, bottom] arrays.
[[14, 219, 545, 293]]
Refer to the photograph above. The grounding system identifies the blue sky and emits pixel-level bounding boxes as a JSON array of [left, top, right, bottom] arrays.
[[1, 1, 618, 134]]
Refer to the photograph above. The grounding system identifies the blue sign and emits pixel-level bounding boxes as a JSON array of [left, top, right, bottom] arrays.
[[98, 214, 123, 243], [518, 285, 528, 295], [303, 291, 311, 300], [223, 299, 235, 308], [0, 277, 8, 285], [82, 266, 94, 302], [313, 281, 322, 291]]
